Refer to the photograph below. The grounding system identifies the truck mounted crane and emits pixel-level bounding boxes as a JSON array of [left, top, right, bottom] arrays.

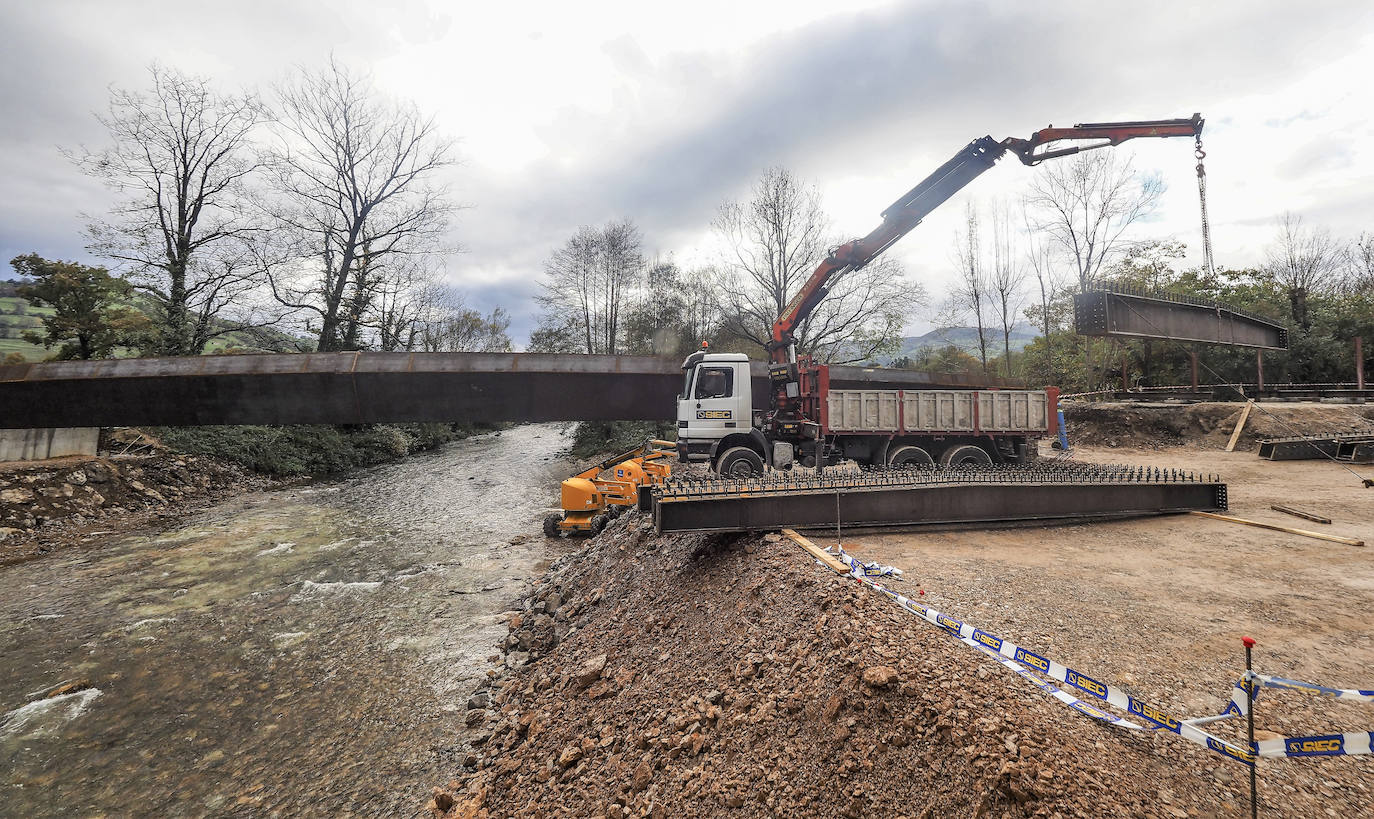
[[677, 114, 1205, 475]]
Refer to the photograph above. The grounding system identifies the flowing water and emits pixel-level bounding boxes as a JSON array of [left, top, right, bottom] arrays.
[[0, 423, 580, 817]]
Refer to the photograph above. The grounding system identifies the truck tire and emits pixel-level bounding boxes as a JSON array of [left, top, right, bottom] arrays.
[[716, 446, 765, 477], [888, 445, 934, 468], [940, 444, 993, 467]]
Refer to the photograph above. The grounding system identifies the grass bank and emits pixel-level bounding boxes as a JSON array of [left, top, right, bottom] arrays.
[[151, 422, 502, 477]]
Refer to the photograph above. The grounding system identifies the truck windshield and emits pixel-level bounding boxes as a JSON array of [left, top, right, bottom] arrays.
[[694, 367, 732, 399]]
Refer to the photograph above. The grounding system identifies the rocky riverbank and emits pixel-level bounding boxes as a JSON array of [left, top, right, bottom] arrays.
[[432, 514, 1263, 818], [0, 453, 272, 564]]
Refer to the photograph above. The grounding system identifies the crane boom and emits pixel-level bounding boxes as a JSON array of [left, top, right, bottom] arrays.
[[766, 113, 1204, 365]]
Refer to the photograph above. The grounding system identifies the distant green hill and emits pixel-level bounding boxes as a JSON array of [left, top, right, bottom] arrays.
[[872, 325, 1038, 365], [0, 279, 311, 361]]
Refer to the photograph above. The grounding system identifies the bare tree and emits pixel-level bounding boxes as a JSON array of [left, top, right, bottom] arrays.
[[1024, 151, 1163, 292], [713, 166, 918, 363], [73, 64, 268, 355], [988, 202, 1027, 376], [418, 291, 511, 353], [266, 59, 455, 352], [1347, 232, 1374, 294], [951, 203, 990, 371], [371, 259, 442, 352], [534, 220, 643, 355], [1264, 212, 1343, 330], [1022, 226, 1062, 384]]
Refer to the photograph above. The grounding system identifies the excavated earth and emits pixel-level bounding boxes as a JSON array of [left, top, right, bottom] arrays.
[[1062, 401, 1374, 450], [428, 505, 1373, 818]]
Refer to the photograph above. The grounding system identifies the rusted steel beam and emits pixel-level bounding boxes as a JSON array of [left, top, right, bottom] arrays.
[[1074, 286, 1287, 349], [0, 352, 1024, 429], [651, 463, 1227, 534]]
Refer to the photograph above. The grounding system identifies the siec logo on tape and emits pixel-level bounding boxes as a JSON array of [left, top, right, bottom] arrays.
[[1128, 698, 1180, 732], [935, 614, 962, 634], [1285, 736, 1343, 756], [1070, 701, 1114, 721], [1065, 670, 1108, 699], [1207, 737, 1255, 764], [1014, 647, 1050, 674], [972, 629, 1002, 652]]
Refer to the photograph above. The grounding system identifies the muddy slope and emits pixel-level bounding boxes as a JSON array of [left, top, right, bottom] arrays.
[[433, 514, 1272, 818]]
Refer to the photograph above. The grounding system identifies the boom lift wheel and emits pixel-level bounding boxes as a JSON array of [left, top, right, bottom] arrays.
[[543, 513, 563, 538], [887, 445, 934, 468], [940, 444, 993, 467], [715, 446, 765, 477]]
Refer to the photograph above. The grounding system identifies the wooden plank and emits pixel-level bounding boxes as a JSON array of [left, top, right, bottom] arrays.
[[1224, 400, 1254, 452], [1189, 510, 1363, 546], [781, 528, 850, 573], [1269, 504, 1332, 525]]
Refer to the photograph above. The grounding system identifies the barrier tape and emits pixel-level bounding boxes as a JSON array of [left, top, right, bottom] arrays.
[[822, 547, 902, 578], [1211, 674, 1374, 758], [814, 543, 1257, 766]]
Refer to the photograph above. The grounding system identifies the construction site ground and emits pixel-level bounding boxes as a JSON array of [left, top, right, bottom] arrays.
[[436, 428, 1373, 818]]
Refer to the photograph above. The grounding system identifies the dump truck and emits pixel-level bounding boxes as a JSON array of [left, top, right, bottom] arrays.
[[676, 115, 1205, 475]]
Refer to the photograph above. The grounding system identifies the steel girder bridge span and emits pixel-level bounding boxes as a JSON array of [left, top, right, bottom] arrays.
[[1075, 286, 1288, 350], [0, 352, 1025, 430]]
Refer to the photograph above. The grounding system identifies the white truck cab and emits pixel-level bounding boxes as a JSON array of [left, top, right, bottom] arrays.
[[675, 351, 770, 474]]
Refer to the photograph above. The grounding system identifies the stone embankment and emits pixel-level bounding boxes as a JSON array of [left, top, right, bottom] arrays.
[[0, 453, 270, 563], [425, 511, 1365, 818]]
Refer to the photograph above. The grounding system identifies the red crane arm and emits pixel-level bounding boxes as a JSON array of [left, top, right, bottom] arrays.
[[1002, 113, 1204, 165], [766, 114, 1203, 365]]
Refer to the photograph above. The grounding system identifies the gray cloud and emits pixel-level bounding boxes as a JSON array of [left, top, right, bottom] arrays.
[[3, 0, 1371, 346]]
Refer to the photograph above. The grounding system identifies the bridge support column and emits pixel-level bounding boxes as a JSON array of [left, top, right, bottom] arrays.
[[1256, 350, 1264, 392], [1357, 336, 1365, 391], [1190, 350, 1199, 390]]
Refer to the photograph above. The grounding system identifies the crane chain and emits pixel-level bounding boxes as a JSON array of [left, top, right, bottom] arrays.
[[1195, 134, 1216, 277]]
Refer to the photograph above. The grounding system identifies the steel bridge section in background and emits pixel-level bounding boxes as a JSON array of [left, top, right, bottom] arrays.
[[1074, 287, 1288, 350], [0, 352, 1025, 430]]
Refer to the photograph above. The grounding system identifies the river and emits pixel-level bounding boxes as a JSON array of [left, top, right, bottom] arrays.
[[0, 423, 580, 817]]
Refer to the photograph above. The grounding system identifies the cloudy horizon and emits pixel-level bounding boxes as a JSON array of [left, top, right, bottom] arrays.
[[3, 0, 1372, 346]]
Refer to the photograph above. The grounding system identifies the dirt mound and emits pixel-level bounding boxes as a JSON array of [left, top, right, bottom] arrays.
[[431, 515, 1254, 818], [1063, 401, 1374, 451]]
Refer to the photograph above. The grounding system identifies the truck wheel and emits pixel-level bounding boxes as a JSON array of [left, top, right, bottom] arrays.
[[940, 444, 993, 467], [543, 514, 563, 538], [887, 445, 933, 468], [716, 446, 765, 477], [591, 514, 609, 535]]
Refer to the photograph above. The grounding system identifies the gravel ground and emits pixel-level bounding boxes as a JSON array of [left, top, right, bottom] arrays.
[[428, 449, 1373, 819]]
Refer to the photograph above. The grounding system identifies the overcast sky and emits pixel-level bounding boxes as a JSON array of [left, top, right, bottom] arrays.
[[2, 0, 1372, 345]]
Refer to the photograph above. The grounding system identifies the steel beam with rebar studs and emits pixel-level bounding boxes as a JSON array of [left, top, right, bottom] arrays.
[[649, 462, 1228, 534]]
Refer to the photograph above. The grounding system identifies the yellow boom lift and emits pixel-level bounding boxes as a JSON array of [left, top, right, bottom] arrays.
[[544, 439, 676, 537]]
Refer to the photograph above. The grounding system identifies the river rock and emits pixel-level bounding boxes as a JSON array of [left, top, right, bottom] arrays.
[[3, 487, 36, 503]]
